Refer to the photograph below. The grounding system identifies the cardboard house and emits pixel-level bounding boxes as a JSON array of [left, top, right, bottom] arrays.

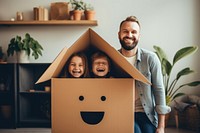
[[37, 28, 150, 133]]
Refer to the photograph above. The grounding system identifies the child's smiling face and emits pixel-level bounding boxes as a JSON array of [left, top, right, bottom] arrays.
[[68, 56, 85, 78], [92, 57, 109, 77]]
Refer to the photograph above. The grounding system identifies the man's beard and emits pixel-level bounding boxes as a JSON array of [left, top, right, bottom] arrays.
[[119, 37, 138, 51]]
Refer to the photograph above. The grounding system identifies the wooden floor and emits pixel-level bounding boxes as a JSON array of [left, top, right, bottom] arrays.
[[0, 127, 198, 133]]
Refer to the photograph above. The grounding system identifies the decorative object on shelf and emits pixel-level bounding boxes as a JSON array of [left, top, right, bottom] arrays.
[[69, 0, 85, 20], [153, 45, 200, 106], [10, 18, 15, 21], [84, 3, 95, 20], [33, 6, 49, 21], [50, 2, 69, 20], [16, 12, 24, 21], [7, 33, 43, 63], [45, 86, 51, 92]]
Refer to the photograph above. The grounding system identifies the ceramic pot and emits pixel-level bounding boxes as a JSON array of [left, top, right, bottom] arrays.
[[17, 50, 30, 63], [73, 10, 83, 20], [84, 10, 95, 20]]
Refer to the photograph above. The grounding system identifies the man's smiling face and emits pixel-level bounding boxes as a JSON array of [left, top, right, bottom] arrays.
[[118, 21, 140, 51]]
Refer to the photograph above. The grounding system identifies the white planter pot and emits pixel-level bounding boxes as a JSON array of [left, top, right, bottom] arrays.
[[17, 51, 30, 63]]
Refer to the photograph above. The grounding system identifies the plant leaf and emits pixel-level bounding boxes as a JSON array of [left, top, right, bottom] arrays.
[[173, 46, 198, 65], [179, 81, 200, 88], [25, 33, 31, 40], [172, 93, 185, 101], [176, 67, 194, 80], [162, 58, 172, 76], [153, 45, 168, 62]]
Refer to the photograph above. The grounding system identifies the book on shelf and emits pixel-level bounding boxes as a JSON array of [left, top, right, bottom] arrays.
[[33, 6, 49, 21]]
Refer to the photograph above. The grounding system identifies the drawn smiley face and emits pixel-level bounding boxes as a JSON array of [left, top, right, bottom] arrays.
[[79, 95, 106, 125]]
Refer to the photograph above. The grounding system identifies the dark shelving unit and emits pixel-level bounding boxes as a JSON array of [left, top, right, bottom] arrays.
[[17, 63, 51, 127], [0, 63, 17, 128]]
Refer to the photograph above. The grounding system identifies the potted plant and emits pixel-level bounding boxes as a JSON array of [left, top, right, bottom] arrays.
[[153, 45, 200, 106], [84, 3, 95, 20], [7, 33, 43, 62], [154, 45, 200, 126], [69, 0, 85, 20]]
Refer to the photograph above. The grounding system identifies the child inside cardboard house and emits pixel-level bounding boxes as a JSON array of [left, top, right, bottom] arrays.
[[64, 52, 89, 78], [61, 51, 112, 78], [90, 51, 112, 78]]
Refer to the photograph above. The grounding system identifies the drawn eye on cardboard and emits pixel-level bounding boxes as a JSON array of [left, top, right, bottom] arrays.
[[79, 95, 106, 125]]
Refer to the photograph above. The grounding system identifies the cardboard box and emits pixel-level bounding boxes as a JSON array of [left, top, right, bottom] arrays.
[[37, 29, 150, 133]]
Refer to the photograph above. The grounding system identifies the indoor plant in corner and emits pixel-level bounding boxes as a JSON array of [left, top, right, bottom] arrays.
[[153, 45, 200, 126], [69, 0, 85, 20], [7, 33, 43, 63]]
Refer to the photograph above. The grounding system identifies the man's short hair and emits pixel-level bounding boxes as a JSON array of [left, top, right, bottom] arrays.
[[119, 16, 140, 29]]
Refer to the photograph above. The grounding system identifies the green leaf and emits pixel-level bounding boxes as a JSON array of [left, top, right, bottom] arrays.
[[27, 49, 31, 56], [37, 50, 43, 56], [179, 81, 200, 88], [176, 67, 194, 80], [172, 93, 185, 101], [25, 33, 31, 40], [16, 36, 21, 42], [153, 45, 168, 62], [162, 58, 172, 76], [187, 81, 200, 86], [173, 46, 198, 65]]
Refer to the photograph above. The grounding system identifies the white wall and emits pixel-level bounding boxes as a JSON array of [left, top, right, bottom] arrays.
[[0, 0, 200, 96]]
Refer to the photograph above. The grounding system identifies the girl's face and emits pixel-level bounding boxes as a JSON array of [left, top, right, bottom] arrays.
[[92, 57, 109, 77], [68, 56, 85, 78]]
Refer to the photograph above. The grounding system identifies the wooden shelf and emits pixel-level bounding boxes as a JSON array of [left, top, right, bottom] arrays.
[[20, 91, 50, 94], [0, 20, 98, 26]]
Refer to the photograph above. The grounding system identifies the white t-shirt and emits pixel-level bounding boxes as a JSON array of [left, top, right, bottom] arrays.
[[124, 55, 144, 112]]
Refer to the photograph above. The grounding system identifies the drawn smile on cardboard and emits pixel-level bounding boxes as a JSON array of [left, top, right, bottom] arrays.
[[79, 95, 106, 125]]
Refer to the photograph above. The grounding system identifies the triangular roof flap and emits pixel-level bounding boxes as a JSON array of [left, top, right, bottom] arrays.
[[36, 29, 90, 84], [36, 28, 151, 84]]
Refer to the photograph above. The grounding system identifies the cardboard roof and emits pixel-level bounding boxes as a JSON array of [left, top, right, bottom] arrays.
[[36, 28, 151, 84]]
